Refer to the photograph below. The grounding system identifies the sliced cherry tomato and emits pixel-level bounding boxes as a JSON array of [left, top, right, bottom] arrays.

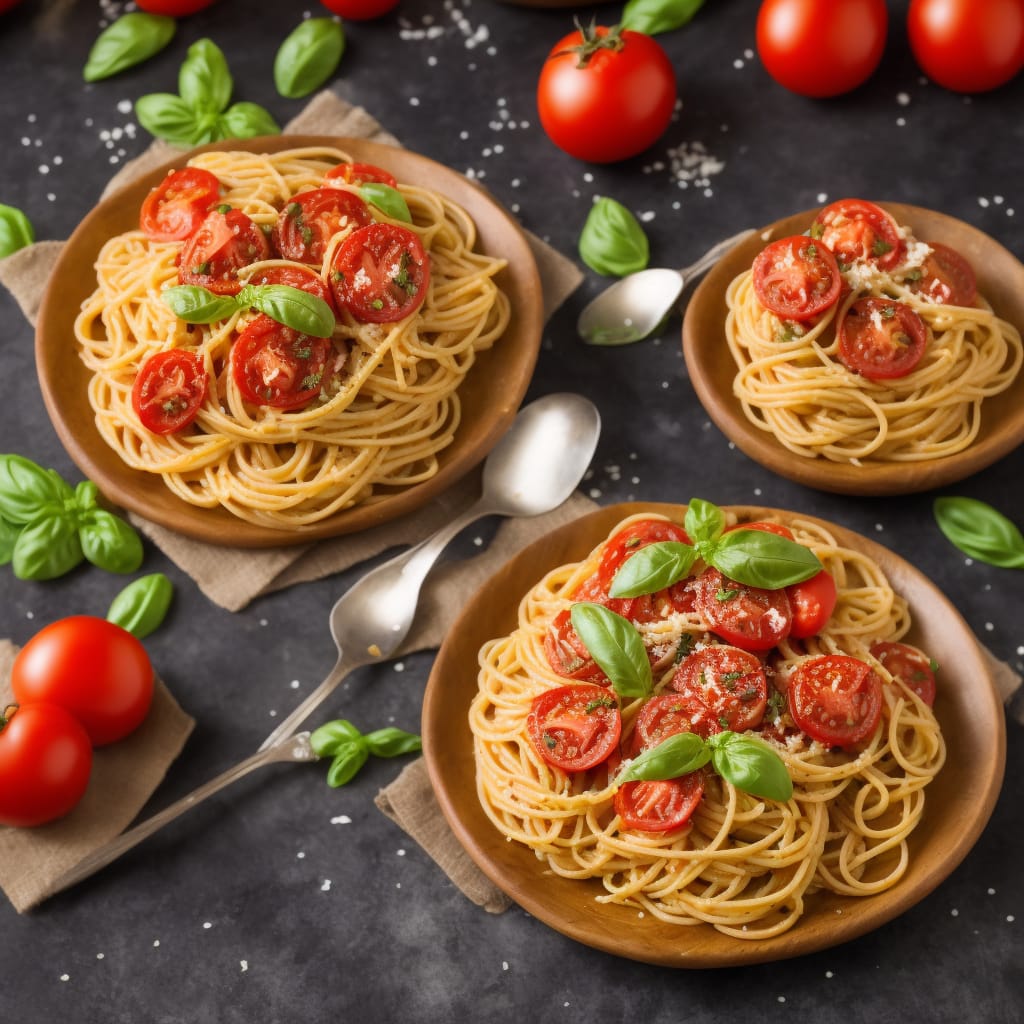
[[724, 521, 794, 540], [869, 641, 937, 706], [0, 703, 92, 828], [231, 315, 331, 410], [838, 297, 929, 380], [752, 236, 843, 322], [329, 223, 430, 323], [131, 349, 208, 435], [11, 616, 154, 747], [527, 684, 622, 772], [272, 188, 372, 266], [811, 199, 905, 271], [789, 654, 883, 749], [614, 773, 704, 833], [325, 162, 397, 188], [597, 518, 691, 593], [140, 167, 221, 242], [693, 567, 792, 653], [178, 207, 271, 295], [543, 608, 608, 683], [906, 241, 978, 307], [634, 693, 720, 750], [671, 645, 768, 732], [244, 263, 336, 312], [786, 569, 838, 639]]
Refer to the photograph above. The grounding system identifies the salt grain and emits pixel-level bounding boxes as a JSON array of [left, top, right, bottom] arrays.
[[331, 815, 351, 824]]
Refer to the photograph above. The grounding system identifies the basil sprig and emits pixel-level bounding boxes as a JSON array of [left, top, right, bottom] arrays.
[[162, 282, 336, 338], [83, 13, 175, 83], [621, 0, 706, 36], [616, 730, 793, 803], [933, 496, 1024, 569], [106, 572, 174, 639], [310, 718, 422, 788], [274, 18, 346, 99], [358, 183, 412, 223], [0, 455, 143, 580], [0, 203, 34, 259], [136, 38, 280, 147], [570, 602, 652, 699], [578, 197, 650, 278]]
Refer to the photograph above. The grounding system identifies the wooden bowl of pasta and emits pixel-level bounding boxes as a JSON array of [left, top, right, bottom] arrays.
[[422, 502, 1005, 967], [682, 203, 1024, 495], [35, 136, 544, 546]]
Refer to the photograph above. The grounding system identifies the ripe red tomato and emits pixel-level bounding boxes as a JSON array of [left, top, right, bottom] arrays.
[[752, 236, 842, 321], [908, 0, 1024, 93], [11, 617, 155, 747], [870, 641, 937, 705], [907, 242, 977, 307], [838, 298, 929, 380], [0, 703, 93, 827], [140, 168, 221, 243], [786, 569, 837, 639], [537, 24, 676, 163], [231, 315, 332, 410], [614, 773, 704, 833], [671, 645, 768, 732], [789, 655, 883, 749], [318, 0, 399, 20], [527, 684, 621, 772], [756, 0, 888, 98], [178, 208, 271, 296], [693, 567, 792, 653], [133, 0, 218, 14], [132, 349, 209, 435], [272, 188, 371, 266]]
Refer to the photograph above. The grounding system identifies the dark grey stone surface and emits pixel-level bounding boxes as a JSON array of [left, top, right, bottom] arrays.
[[0, 1, 1021, 1021]]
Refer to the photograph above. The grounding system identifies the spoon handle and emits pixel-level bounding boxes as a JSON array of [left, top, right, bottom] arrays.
[[679, 229, 756, 283]]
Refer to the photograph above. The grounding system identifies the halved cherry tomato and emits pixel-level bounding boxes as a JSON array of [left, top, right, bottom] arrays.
[[634, 693, 720, 750], [811, 199, 904, 271], [725, 521, 794, 540], [838, 297, 929, 380], [243, 263, 337, 313], [325, 162, 397, 188], [597, 518, 691, 593], [752, 236, 843, 322], [907, 241, 978, 307], [272, 188, 372, 266], [869, 641, 937, 706], [131, 349, 208, 435], [178, 207, 271, 295], [789, 654, 883, 749], [527, 684, 622, 772], [140, 167, 221, 242], [694, 567, 792, 653], [786, 569, 837, 639], [671, 645, 768, 732], [231, 315, 331, 410], [329, 223, 430, 323], [614, 773, 704, 833], [543, 608, 608, 683]]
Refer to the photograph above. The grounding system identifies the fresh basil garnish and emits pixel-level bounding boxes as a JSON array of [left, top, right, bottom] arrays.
[[106, 572, 174, 639], [363, 728, 423, 758], [358, 183, 412, 223], [616, 731, 710, 784], [242, 284, 336, 338], [621, 0, 705, 36], [608, 541, 696, 598], [135, 93, 209, 148], [0, 203, 34, 259], [310, 718, 422, 788], [708, 731, 793, 802], [83, 12, 175, 83], [0, 455, 67, 523], [179, 38, 233, 114], [684, 497, 726, 549], [578, 197, 650, 278], [217, 102, 281, 140], [78, 508, 145, 574], [933, 496, 1024, 569], [709, 529, 822, 589], [274, 17, 346, 99], [570, 602, 652, 699], [0, 518, 17, 565], [12, 515, 83, 581], [162, 285, 241, 324]]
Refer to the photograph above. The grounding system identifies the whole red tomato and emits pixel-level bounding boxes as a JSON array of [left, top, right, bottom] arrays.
[[0, 703, 92, 828], [133, 0, 217, 14], [12, 616, 154, 747], [756, 0, 888, 97], [537, 24, 676, 163], [908, 0, 1024, 93], [319, 0, 399, 19]]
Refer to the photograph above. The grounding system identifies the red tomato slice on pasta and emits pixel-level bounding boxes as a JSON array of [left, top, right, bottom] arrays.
[[693, 567, 792, 653], [131, 349, 208, 434], [724, 520, 794, 540], [244, 263, 337, 313], [789, 655, 883, 749], [671, 644, 768, 732], [272, 188, 372, 266], [140, 167, 221, 242], [178, 207, 271, 295], [838, 297, 929, 380], [633, 693, 720, 750], [231, 315, 331, 410], [596, 518, 692, 594], [811, 199, 905, 271], [907, 241, 978, 307], [543, 608, 609, 684], [325, 161, 397, 188], [614, 773, 704, 833], [527, 684, 621, 772], [869, 641, 937, 706], [752, 236, 842, 321], [786, 569, 837, 639]]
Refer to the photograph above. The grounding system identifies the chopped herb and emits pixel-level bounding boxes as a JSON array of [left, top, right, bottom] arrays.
[[718, 716, 730, 729], [293, 345, 312, 360], [881, 305, 897, 319], [720, 671, 743, 691], [809, 222, 824, 240], [739, 686, 760, 702], [543, 733, 556, 750], [904, 268, 923, 282], [806, 243, 818, 260], [929, 658, 940, 673], [300, 225, 314, 246], [715, 588, 739, 602], [191, 261, 210, 275], [838, 260, 851, 273], [300, 372, 323, 391], [392, 250, 417, 295], [584, 697, 617, 714], [625, 537, 642, 548], [332, 270, 344, 282], [216, 203, 232, 214], [873, 239, 893, 256], [286, 202, 301, 216], [766, 690, 786, 717], [371, 298, 384, 310], [674, 633, 696, 663]]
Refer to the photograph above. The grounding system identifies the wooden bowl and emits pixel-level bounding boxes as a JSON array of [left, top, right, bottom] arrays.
[[35, 136, 544, 547], [682, 204, 1024, 495], [422, 502, 1005, 967]]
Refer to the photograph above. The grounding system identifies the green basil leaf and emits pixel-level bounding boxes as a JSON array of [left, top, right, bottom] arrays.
[[217, 102, 281, 141], [616, 732, 710, 784], [933, 496, 1024, 569], [12, 515, 83, 580], [73, 480, 100, 511], [162, 284, 241, 323], [358, 183, 411, 223], [78, 508, 144, 574], [621, 0, 705, 36], [683, 497, 725, 548], [570, 602, 651, 699], [0, 518, 20, 565], [608, 541, 697, 598], [364, 727, 422, 758], [0, 203, 35, 259], [578, 197, 650, 278], [708, 731, 793, 802], [0, 455, 69, 524], [136, 93, 208, 147], [326, 740, 370, 788], [245, 284, 335, 338], [310, 718, 364, 757], [83, 12, 176, 83], [179, 38, 233, 114], [274, 17, 346, 99], [710, 530, 822, 589], [106, 572, 174, 639]]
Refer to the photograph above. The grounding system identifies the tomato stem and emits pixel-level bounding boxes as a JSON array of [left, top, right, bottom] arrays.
[[0, 703, 18, 729], [556, 18, 626, 69]]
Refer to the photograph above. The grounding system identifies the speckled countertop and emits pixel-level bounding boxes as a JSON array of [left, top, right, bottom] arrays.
[[0, 1, 1022, 1021]]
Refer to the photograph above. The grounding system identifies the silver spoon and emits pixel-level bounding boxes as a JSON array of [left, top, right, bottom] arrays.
[[577, 228, 756, 345], [41, 392, 602, 899]]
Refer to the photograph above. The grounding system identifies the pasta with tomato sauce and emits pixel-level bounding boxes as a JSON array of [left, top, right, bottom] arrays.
[[74, 146, 510, 528], [470, 508, 945, 939]]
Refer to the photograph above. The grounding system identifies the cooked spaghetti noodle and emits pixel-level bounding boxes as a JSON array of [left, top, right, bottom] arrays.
[[470, 511, 945, 939], [75, 146, 510, 528]]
